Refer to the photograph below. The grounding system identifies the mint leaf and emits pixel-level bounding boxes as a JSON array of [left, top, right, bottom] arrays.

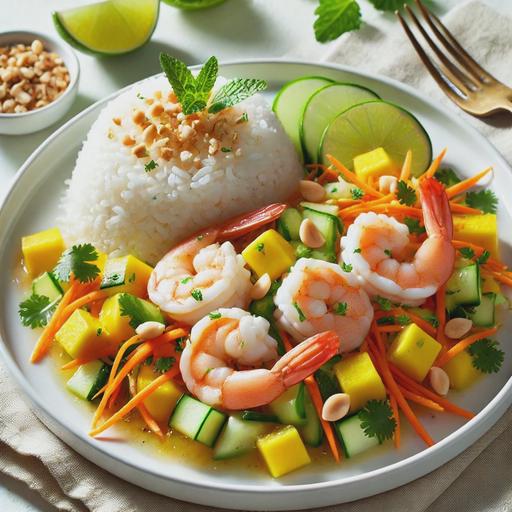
[[314, 0, 362, 43], [209, 78, 267, 114], [368, 0, 412, 11]]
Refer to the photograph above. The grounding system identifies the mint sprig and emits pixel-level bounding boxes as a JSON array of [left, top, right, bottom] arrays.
[[314, 0, 362, 43]]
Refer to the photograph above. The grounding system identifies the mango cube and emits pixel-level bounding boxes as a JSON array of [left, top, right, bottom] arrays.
[[99, 293, 135, 344], [388, 323, 442, 382], [353, 147, 399, 182], [242, 229, 296, 280], [56, 309, 116, 359], [453, 214, 499, 258], [334, 352, 386, 413], [22, 227, 65, 277], [443, 350, 481, 390], [100, 255, 153, 297], [257, 426, 311, 478], [137, 364, 182, 423]]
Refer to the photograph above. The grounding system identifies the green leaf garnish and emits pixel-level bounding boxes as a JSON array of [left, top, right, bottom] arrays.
[[209, 78, 267, 114], [341, 262, 353, 272], [293, 302, 306, 322], [175, 337, 186, 352], [403, 217, 426, 235], [376, 315, 395, 325], [54, 243, 100, 283], [396, 180, 417, 206], [154, 356, 175, 373], [397, 314, 411, 326], [358, 399, 396, 444], [435, 168, 461, 187], [191, 289, 203, 301], [314, 0, 362, 43], [468, 339, 504, 374], [256, 242, 265, 252], [367, 0, 411, 11], [19, 294, 57, 329], [181, 276, 193, 284], [459, 247, 475, 260], [334, 302, 348, 316], [351, 187, 364, 200], [118, 293, 162, 329], [384, 249, 392, 257], [353, 248, 361, 254], [375, 295, 392, 311], [221, 147, 231, 153], [209, 311, 221, 320], [477, 250, 490, 265], [465, 190, 498, 214], [144, 160, 158, 172]]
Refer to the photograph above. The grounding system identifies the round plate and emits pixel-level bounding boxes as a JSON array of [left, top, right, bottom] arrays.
[[0, 60, 511, 510]]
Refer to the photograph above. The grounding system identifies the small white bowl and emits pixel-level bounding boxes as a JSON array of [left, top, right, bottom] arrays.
[[0, 30, 80, 135]]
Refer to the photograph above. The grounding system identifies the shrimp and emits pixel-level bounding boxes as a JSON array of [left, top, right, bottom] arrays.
[[148, 204, 286, 325], [274, 258, 373, 352], [179, 308, 339, 409], [340, 177, 455, 305]]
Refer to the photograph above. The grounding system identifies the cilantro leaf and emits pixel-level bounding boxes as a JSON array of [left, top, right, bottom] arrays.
[[377, 315, 395, 325], [403, 217, 426, 235], [397, 314, 411, 326], [351, 187, 364, 200], [459, 247, 475, 260], [468, 339, 504, 374], [375, 295, 392, 311], [209, 311, 221, 320], [19, 294, 57, 329], [191, 289, 203, 301], [144, 160, 158, 172], [368, 0, 411, 11], [396, 180, 417, 206], [423, 312, 439, 328], [334, 302, 348, 316], [175, 337, 186, 352], [154, 356, 175, 373], [293, 302, 306, 322], [119, 293, 161, 329], [465, 190, 498, 214], [209, 78, 267, 114], [314, 0, 362, 43], [54, 243, 99, 283], [358, 400, 396, 444], [435, 168, 461, 187], [341, 262, 353, 272], [477, 250, 490, 265]]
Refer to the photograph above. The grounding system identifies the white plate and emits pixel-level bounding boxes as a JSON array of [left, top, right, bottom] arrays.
[[0, 60, 511, 510]]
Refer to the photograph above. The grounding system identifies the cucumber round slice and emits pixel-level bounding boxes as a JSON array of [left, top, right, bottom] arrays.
[[319, 100, 432, 177], [272, 76, 333, 160], [300, 83, 379, 163]]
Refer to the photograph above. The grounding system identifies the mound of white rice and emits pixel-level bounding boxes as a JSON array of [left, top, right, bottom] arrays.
[[60, 75, 301, 265]]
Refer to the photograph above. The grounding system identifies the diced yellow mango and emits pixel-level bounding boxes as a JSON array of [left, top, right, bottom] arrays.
[[353, 147, 399, 182], [55, 309, 116, 359], [101, 255, 153, 297], [136, 364, 182, 423], [257, 426, 311, 478], [453, 214, 499, 258], [482, 276, 501, 295], [22, 227, 65, 277], [242, 229, 296, 280], [388, 323, 442, 382], [443, 350, 481, 390], [334, 352, 386, 413], [99, 293, 135, 344]]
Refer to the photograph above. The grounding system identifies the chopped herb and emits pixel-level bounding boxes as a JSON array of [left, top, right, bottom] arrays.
[[175, 337, 186, 352], [54, 243, 100, 283], [465, 190, 498, 214], [191, 289, 203, 301], [181, 277, 193, 285], [209, 311, 222, 320], [341, 262, 353, 272], [477, 250, 491, 265], [354, 248, 361, 254], [293, 302, 306, 322], [314, 0, 362, 43], [145, 355, 154, 366], [136, 92, 145, 100], [435, 168, 461, 187], [144, 160, 158, 172], [334, 302, 348, 316], [221, 147, 232, 153], [331, 187, 338, 192], [358, 399, 396, 444], [416, 339, 425, 348], [204, 367, 213, 376], [403, 216, 426, 235], [128, 272, 136, 283], [256, 242, 265, 253], [377, 315, 395, 325], [237, 112, 249, 123], [397, 314, 411, 326], [197, 235, 205, 241], [396, 180, 417, 206], [96, 327, 102, 336], [351, 187, 364, 200], [459, 247, 475, 260], [375, 295, 392, 311], [468, 338, 504, 374], [154, 356, 175, 373], [384, 249, 392, 257], [421, 311, 439, 327], [118, 293, 161, 329], [18, 294, 57, 329]]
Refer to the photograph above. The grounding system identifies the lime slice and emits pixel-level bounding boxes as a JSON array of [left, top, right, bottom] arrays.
[[299, 83, 379, 163], [319, 100, 432, 177], [53, 0, 159, 55], [272, 76, 333, 160], [162, 0, 226, 9]]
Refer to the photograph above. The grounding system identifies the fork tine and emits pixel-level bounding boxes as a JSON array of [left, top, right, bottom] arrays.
[[415, 0, 495, 83], [396, 11, 466, 107], [404, 5, 479, 93]]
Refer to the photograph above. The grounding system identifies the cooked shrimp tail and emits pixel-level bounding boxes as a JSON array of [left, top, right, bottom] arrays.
[[420, 177, 453, 240]]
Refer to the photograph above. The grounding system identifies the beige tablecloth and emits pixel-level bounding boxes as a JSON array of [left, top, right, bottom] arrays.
[[1, 1, 512, 511]]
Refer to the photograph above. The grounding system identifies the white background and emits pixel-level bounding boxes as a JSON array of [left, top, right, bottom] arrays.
[[0, 0, 509, 510]]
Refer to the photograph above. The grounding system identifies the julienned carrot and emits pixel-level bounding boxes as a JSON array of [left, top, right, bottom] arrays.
[[449, 203, 482, 215], [339, 193, 394, 217], [326, 155, 383, 198], [445, 166, 493, 199], [90, 367, 179, 437], [61, 357, 92, 371], [451, 240, 507, 271], [436, 326, 498, 366], [62, 290, 108, 319], [336, 199, 362, 208], [389, 395, 400, 449], [90, 299, 106, 317], [399, 150, 412, 181], [342, 203, 423, 219], [399, 387, 444, 412], [377, 325, 403, 333], [424, 148, 447, 179], [483, 268, 512, 287], [127, 373, 163, 438], [391, 308, 437, 338]]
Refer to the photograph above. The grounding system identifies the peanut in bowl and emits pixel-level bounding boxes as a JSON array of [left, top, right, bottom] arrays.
[[0, 30, 79, 135]]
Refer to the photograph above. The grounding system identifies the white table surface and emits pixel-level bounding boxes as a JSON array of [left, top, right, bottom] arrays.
[[0, 0, 508, 510]]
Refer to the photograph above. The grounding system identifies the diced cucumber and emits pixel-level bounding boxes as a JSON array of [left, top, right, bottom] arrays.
[[100, 258, 130, 289], [315, 356, 342, 401], [300, 201, 339, 217], [269, 383, 306, 426], [277, 208, 302, 242], [468, 292, 496, 327], [66, 360, 110, 401], [445, 263, 481, 314], [299, 389, 323, 447], [335, 414, 379, 458], [302, 208, 339, 261], [169, 395, 226, 447], [241, 410, 279, 423], [32, 272, 63, 303], [291, 241, 313, 259], [213, 416, 269, 460]]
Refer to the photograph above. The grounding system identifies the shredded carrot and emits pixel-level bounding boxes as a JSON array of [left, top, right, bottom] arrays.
[[389, 395, 400, 449], [451, 240, 507, 271], [424, 148, 447, 179], [127, 373, 163, 438], [89, 367, 180, 437], [336, 199, 362, 208], [326, 155, 383, 198], [436, 326, 498, 366], [445, 166, 493, 199], [391, 308, 437, 338], [377, 325, 403, 333], [341, 203, 423, 219], [483, 268, 512, 287], [89, 299, 105, 318], [62, 290, 108, 319], [399, 150, 412, 181], [61, 357, 93, 371], [449, 203, 483, 215], [339, 193, 394, 218], [399, 386, 445, 412]]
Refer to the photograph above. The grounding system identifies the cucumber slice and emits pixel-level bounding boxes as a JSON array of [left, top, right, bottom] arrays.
[[302, 209, 339, 262], [277, 208, 302, 242], [299, 389, 323, 447], [66, 360, 110, 401], [195, 409, 227, 447], [468, 292, 496, 327], [319, 100, 432, 177], [315, 356, 342, 401], [300, 201, 339, 217], [335, 414, 379, 458], [241, 410, 279, 423], [32, 272, 63, 303], [272, 76, 333, 159], [445, 263, 481, 314], [300, 83, 379, 163], [269, 383, 306, 426], [213, 416, 269, 460]]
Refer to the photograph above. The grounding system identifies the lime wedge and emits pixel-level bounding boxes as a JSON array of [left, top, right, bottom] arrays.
[[53, 0, 159, 55], [319, 100, 432, 177], [162, 0, 226, 9]]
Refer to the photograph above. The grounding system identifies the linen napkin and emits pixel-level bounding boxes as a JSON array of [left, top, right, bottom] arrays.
[[1, 2, 512, 511]]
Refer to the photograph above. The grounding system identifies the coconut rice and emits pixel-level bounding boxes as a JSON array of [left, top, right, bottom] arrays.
[[60, 75, 302, 265]]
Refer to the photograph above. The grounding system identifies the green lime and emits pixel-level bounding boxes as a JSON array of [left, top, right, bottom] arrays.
[[162, 0, 226, 9], [52, 0, 160, 56]]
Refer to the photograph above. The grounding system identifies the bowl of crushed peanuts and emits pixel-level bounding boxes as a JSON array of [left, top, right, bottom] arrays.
[[0, 30, 79, 135]]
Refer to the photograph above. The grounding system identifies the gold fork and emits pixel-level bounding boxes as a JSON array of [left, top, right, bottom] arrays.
[[396, 0, 512, 117]]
